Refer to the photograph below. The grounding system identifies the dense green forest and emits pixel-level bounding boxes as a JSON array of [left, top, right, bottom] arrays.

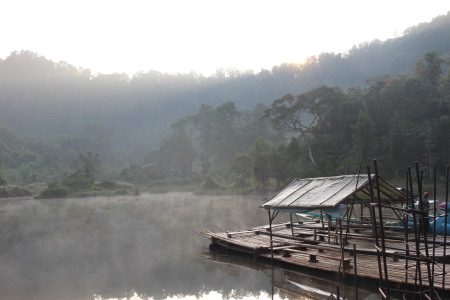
[[1, 12, 450, 195]]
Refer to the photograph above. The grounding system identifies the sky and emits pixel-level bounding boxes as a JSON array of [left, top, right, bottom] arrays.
[[1, 0, 449, 76]]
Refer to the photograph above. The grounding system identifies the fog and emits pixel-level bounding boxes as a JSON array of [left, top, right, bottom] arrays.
[[0, 193, 379, 300]]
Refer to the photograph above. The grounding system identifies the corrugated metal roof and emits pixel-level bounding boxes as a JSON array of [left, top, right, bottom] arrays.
[[261, 174, 406, 211]]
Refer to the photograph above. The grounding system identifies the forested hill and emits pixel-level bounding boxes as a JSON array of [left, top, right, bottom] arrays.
[[1, 12, 450, 147], [0, 12, 450, 186]]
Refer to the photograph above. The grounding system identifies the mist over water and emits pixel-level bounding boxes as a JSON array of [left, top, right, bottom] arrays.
[[0, 193, 379, 300]]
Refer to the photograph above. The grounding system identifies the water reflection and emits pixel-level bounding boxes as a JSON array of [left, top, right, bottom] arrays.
[[0, 193, 380, 300], [95, 291, 284, 300]]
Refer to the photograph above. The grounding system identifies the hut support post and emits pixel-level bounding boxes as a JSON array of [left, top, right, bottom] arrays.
[[289, 213, 294, 236], [368, 165, 388, 299], [360, 204, 364, 222], [268, 209, 279, 263], [268, 209, 274, 262], [374, 160, 390, 299]]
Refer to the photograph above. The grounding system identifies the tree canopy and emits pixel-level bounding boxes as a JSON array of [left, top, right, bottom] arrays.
[[2, 12, 450, 192]]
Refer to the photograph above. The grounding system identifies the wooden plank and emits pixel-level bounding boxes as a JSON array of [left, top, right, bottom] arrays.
[[203, 223, 450, 291]]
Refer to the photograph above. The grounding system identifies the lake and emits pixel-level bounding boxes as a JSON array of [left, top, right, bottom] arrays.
[[0, 193, 380, 300]]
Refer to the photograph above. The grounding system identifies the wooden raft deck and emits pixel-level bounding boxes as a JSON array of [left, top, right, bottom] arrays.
[[198, 221, 450, 291]]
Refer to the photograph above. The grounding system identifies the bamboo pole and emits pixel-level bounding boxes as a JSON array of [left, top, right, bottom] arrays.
[[442, 166, 449, 298], [404, 169, 411, 290], [416, 161, 434, 294], [374, 160, 390, 299], [408, 166, 423, 296], [367, 166, 384, 292], [432, 164, 437, 285]]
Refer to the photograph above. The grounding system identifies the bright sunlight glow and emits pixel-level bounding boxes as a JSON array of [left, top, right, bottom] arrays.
[[1, 0, 449, 76]]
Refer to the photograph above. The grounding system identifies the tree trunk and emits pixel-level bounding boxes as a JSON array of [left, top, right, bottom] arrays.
[[300, 132, 317, 168], [307, 143, 317, 168]]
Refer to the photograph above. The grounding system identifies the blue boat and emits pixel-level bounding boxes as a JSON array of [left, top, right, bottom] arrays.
[[430, 215, 450, 235], [388, 202, 450, 236]]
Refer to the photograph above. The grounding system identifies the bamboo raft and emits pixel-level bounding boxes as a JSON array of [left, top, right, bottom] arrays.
[[197, 220, 450, 293]]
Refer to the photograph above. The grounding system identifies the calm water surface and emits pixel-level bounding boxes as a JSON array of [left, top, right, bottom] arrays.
[[0, 193, 380, 300]]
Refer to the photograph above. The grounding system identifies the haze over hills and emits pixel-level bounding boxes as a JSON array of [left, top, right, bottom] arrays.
[[0, 12, 450, 186], [1, 12, 449, 140]]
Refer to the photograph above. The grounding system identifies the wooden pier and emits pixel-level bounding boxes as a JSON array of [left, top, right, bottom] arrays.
[[198, 171, 450, 298], [197, 220, 450, 293]]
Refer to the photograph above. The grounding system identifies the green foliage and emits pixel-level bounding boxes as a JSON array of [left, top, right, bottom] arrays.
[[38, 182, 71, 199], [98, 180, 118, 189], [231, 153, 252, 179], [251, 137, 271, 187], [38, 177, 134, 199], [341, 108, 379, 174], [415, 51, 444, 88], [62, 172, 93, 190], [201, 176, 221, 190], [0, 185, 32, 198], [114, 50, 450, 189], [2, 15, 450, 159], [268, 145, 289, 188], [158, 130, 196, 177], [428, 116, 450, 166], [70, 152, 101, 182]]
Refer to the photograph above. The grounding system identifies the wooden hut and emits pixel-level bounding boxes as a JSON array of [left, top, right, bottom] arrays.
[[261, 174, 407, 237]]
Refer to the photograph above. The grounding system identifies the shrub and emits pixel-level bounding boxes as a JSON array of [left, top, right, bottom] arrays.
[[98, 180, 118, 189], [0, 185, 32, 198], [201, 176, 221, 190], [38, 183, 71, 199], [62, 172, 92, 190]]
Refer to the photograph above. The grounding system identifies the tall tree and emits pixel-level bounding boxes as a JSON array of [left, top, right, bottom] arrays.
[[192, 104, 215, 176], [264, 86, 347, 169], [70, 152, 102, 182], [251, 137, 271, 187], [415, 51, 444, 88], [269, 144, 289, 188], [264, 94, 317, 167], [429, 116, 450, 166], [337, 107, 378, 175]]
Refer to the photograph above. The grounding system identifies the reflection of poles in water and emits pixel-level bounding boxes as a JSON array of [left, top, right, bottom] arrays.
[[334, 285, 340, 300], [268, 209, 274, 262], [268, 208, 277, 300], [268, 209, 274, 299], [271, 266, 274, 300], [353, 244, 359, 300]]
